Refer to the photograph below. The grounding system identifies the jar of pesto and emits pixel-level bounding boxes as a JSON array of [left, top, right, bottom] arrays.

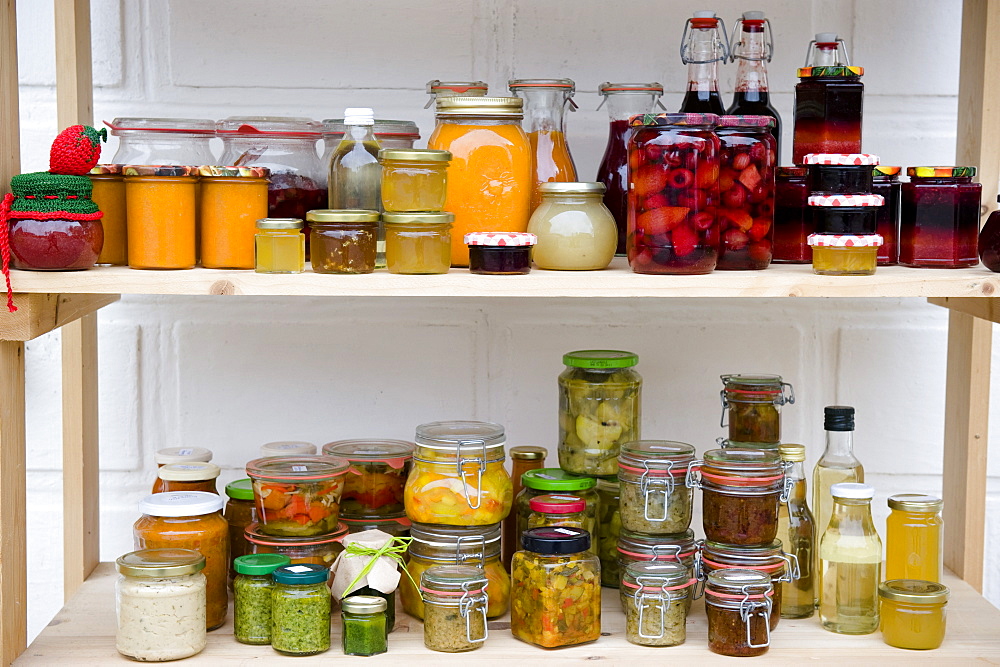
[[271, 563, 332, 656], [341, 595, 388, 656], [233, 553, 290, 645]]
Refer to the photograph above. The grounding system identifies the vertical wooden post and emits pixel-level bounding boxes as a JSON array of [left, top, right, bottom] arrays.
[[942, 310, 992, 591], [54, 0, 101, 603], [957, 0, 1000, 220]]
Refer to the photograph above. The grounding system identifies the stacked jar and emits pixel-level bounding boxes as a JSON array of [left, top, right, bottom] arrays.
[[719, 373, 795, 450], [803, 153, 885, 275], [321, 439, 413, 539], [402, 421, 513, 621]]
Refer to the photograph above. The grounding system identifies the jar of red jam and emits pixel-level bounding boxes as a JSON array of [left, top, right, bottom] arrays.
[[705, 569, 773, 657], [464, 232, 536, 275], [873, 166, 901, 265], [715, 116, 777, 270], [626, 113, 721, 274], [772, 167, 810, 263], [803, 153, 878, 194], [698, 540, 798, 630], [900, 167, 982, 268]]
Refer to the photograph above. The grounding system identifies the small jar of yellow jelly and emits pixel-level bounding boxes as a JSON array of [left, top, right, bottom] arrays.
[[886, 494, 942, 582], [383, 212, 453, 275], [255, 218, 305, 274], [807, 233, 882, 275], [879, 580, 949, 650], [379, 149, 451, 212]]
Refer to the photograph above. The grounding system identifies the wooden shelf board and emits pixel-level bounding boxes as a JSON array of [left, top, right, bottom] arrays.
[[17, 563, 1000, 664], [6, 260, 1000, 299]]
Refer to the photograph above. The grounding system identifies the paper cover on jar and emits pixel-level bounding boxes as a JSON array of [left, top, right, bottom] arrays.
[[330, 529, 402, 598]]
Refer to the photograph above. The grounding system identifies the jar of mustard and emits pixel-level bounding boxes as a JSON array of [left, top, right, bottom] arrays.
[[528, 182, 617, 270], [197, 166, 270, 269], [383, 212, 453, 274], [379, 149, 451, 212], [88, 164, 127, 265], [123, 165, 198, 269]]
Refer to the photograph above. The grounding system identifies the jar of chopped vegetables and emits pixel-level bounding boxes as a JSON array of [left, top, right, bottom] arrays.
[[595, 476, 621, 587], [511, 526, 601, 648], [698, 539, 797, 630], [720, 374, 794, 449], [620, 561, 693, 646], [515, 468, 599, 560], [399, 522, 509, 619], [618, 440, 695, 534], [405, 421, 512, 526], [322, 439, 414, 518], [226, 479, 257, 583], [616, 529, 697, 612], [421, 565, 489, 653], [705, 569, 773, 657], [233, 553, 290, 645], [246, 456, 349, 537], [271, 564, 332, 656], [244, 521, 347, 567]]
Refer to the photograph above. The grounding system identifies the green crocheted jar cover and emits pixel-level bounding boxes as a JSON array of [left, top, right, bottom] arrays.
[[9, 172, 98, 215]]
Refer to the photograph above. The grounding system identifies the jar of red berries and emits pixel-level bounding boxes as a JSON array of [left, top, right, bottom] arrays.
[[715, 116, 777, 270], [900, 167, 981, 268], [627, 113, 720, 274]]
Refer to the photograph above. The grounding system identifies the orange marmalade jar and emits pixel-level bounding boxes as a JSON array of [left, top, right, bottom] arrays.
[[88, 164, 128, 265], [133, 491, 229, 630], [427, 97, 532, 266], [197, 166, 270, 269], [124, 165, 198, 269]]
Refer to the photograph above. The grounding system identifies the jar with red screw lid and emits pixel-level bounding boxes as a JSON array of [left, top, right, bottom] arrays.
[[705, 568, 773, 657], [697, 539, 798, 630], [617, 440, 694, 534], [719, 374, 795, 449], [900, 166, 982, 268], [526, 494, 591, 546]]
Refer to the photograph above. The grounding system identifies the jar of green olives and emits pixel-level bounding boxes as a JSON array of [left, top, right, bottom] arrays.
[[719, 375, 794, 449], [558, 350, 641, 476]]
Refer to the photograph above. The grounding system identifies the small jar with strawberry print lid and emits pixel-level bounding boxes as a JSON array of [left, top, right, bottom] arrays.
[[900, 166, 982, 268], [465, 232, 537, 274], [715, 116, 777, 270], [803, 153, 879, 194], [626, 113, 720, 274], [808, 233, 882, 275]]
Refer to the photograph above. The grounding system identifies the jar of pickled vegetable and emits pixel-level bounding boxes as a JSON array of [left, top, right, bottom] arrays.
[[124, 165, 198, 270], [405, 421, 512, 526], [421, 565, 489, 653], [559, 350, 641, 476], [400, 522, 509, 619], [511, 527, 601, 648], [233, 553, 290, 645], [152, 447, 213, 493], [255, 218, 305, 274], [618, 440, 694, 534], [245, 456, 349, 537], [879, 580, 949, 650], [900, 167, 982, 268], [719, 374, 794, 449], [308, 209, 378, 274], [197, 165, 270, 269], [322, 439, 413, 518], [379, 149, 451, 212], [225, 479, 256, 582], [873, 166, 902, 265], [526, 494, 589, 546], [772, 167, 810, 263], [382, 212, 453, 275], [89, 164, 127, 265], [705, 569, 773, 657], [687, 449, 790, 546], [260, 441, 316, 458], [132, 491, 229, 630], [596, 476, 622, 587], [244, 521, 347, 567], [886, 494, 942, 582], [514, 468, 599, 561], [698, 540, 797, 630], [156, 462, 221, 495], [271, 564, 332, 656], [340, 514, 410, 538], [620, 561, 694, 646]]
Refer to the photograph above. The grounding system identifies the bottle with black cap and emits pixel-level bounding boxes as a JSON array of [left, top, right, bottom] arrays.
[[812, 406, 865, 543]]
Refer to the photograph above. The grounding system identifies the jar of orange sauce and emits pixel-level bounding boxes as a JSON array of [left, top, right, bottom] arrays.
[[197, 166, 270, 269], [124, 165, 198, 269], [88, 164, 127, 265], [427, 97, 532, 266]]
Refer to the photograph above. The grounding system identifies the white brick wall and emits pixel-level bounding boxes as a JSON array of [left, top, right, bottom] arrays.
[[14, 0, 998, 640]]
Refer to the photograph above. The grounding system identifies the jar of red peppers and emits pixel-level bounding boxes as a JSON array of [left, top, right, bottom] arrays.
[[715, 115, 777, 270], [627, 112, 720, 274], [698, 539, 798, 630], [686, 448, 790, 546], [705, 568, 773, 657], [245, 456, 349, 537], [900, 167, 982, 268], [772, 167, 810, 263], [873, 166, 902, 265], [719, 374, 794, 449]]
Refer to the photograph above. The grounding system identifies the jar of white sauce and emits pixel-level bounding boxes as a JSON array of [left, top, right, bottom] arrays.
[[527, 182, 618, 270]]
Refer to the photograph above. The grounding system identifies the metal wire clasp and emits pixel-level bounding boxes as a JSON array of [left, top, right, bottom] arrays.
[[680, 15, 730, 64], [640, 459, 676, 522], [457, 439, 487, 509], [454, 534, 486, 569], [739, 584, 772, 648], [635, 576, 675, 640], [459, 580, 489, 644], [728, 16, 774, 63]]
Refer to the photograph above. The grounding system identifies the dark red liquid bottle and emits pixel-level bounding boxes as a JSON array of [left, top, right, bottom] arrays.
[[979, 197, 1000, 272], [727, 12, 781, 158], [678, 11, 728, 115]]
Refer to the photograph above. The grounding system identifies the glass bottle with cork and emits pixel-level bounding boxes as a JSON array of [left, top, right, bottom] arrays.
[[327, 107, 383, 266], [727, 11, 781, 156], [678, 11, 728, 114], [776, 443, 816, 618]]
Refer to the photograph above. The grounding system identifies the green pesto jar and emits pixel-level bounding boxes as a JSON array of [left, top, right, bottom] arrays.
[[341, 595, 388, 656], [271, 564, 332, 656], [233, 553, 291, 645]]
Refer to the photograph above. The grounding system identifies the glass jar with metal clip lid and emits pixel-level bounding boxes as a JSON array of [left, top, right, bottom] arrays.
[[421, 564, 489, 653], [705, 568, 773, 656], [697, 539, 798, 629], [618, 441, 695, 534], [719, 374, 795, 449], [620, 561, 694, 646]]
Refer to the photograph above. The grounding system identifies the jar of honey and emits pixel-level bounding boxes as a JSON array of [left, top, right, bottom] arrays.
[[879, 579, 949, 650], [255, 218, 305, 274], [124, 165, 198, 269], [197, 166, 270, 269], [885, 494, 942, 582], [308, 209, 378, 274], [383, 212, 453, 275], [379, 149, 451, 212], [88, 164, 127, 265]]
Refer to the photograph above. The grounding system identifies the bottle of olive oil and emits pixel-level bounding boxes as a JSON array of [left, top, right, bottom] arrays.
[[328, 107, 383, 264]]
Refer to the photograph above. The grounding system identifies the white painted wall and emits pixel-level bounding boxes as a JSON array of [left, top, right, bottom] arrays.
[[13, 0, 998, 640]]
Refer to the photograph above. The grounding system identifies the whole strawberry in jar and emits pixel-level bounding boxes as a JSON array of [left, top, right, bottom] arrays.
[[627, 113, 721, 274], [715, 116, 777, 270]]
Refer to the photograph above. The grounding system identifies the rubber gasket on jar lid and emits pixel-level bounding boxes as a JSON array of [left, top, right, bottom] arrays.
[[808, 194, 884, 207], [807, 233, 883, 247], [803, 153, 880, 166]]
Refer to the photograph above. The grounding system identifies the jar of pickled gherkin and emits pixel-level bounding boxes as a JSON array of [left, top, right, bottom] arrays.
[[595, 476, 621, 587], [686, 449, 791, 546], [620, 561, 694, 647], [618, 441, 694, 534], [322, 439, 414, 518], [705, 569, 773, 657], [421, 565, 489, 653], [405, 421, 512, 526], [514, 469, 599, 560], [698, 539, 797, 630], [719, 374, 794, 449], [399, 522, 509, 620], [559, 350, 641, 476]]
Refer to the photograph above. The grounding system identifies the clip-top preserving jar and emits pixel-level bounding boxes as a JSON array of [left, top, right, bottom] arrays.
[[705, 568, 773, 657], [698, 540, 798, 630], [617, 529, 698, 580], [900, 166, 982, 268], [421, 564, 489, 653], [618, 440, 695, 534], [558, 350, 642, 476], [619, 561, 694, 647], [322, 439, 413, 518], [245, 456, 349, 537], [405, 421, 512, 526], [424, 80, 489, 107], [107, 117, 216, 165], [719, 374, 795, 449], [399, 522, 510, 619], [687, 448, 790, 546]]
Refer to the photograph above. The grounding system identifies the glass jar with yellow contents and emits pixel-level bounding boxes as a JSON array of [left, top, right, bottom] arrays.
[[383, 212, 453, 274], [308, 209, 378, 274], [808, 233, 882, 275], [885, 494, 942, 582], [124, 165, 198, 270], [879, 580, 949, 650], [255, 218, 305, 274], [379, 149, 451, 212]]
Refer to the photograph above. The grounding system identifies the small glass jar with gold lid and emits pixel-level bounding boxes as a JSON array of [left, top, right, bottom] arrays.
[[379, 149, 451, 212], [255, 218, 304, 274], [383, 212, 454, 274]]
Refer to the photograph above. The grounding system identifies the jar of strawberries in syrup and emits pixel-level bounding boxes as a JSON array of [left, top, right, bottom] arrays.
[[900, 167, 982, 268], [627, 113, 720, 274], [715, 116, 777, 270]]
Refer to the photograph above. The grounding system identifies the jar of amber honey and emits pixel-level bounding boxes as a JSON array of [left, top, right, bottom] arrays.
[[379, 149, 451, 212], [383, 212, 453, 274]]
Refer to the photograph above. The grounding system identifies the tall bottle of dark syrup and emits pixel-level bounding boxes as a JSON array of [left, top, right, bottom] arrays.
[[727, 11, 782, 158], [678, 11, 728, 114]]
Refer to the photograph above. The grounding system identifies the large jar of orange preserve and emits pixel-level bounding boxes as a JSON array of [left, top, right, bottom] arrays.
[[197, 166, 270, 269], [124, 165, 198, 269], [427, 97, 532, 266]]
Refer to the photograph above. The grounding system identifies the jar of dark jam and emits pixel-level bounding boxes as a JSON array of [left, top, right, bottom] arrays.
[[698, 540, 797, 630], [873, 166, 902, 265], [705, 569, 773, 657], [809, 194, 883, 235], [900, 167, 982, 268], [719, 375, 794, 449], [772, 167, 810, 263], [465, 232, 536, 274], [803, 153, 877, 194], [686, 448, 789, 546]]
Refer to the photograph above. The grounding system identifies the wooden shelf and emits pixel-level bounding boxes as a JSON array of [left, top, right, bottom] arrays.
[[16, 563, 1000, 664], [7, 259, 1000, 298]]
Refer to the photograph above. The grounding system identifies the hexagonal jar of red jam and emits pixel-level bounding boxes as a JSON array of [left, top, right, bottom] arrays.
[[715, 116, 777, 270], [900, 167, 981, 268], [627, 113, 720, 274], [772, 167, 810, 263]]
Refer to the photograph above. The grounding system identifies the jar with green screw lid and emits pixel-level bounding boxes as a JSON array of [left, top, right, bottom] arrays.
[[225, 479, 257, 582], [233, 553, 291, 645], [559, 350, 642, 476], [270, 563, 332, 656], [421, 565, 489, 652], [514, 468, 600, 557], [341, 595, 388, 656], [255, 218, 305, 274]]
